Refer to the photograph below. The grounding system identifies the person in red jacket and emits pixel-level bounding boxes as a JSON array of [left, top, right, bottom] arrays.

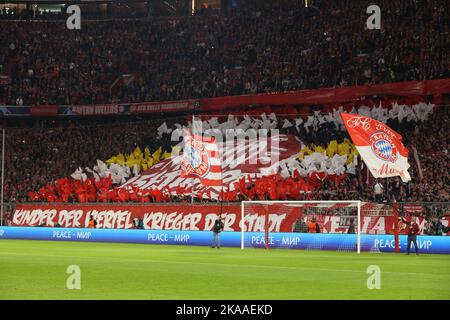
[[307, 217, 320, 233], [406, 217, 420, 255]]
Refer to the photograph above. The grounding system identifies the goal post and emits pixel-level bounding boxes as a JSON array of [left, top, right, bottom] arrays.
[[241, 200, 364, 253]]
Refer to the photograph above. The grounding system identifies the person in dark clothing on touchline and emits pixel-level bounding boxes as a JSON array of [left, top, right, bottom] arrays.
[[211, 214, 224, 249], [406, 217, 420, 255]]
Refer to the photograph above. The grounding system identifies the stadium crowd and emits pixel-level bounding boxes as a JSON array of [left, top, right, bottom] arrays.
[[0, 0, 449, 106], [2, 104, 449, 206]]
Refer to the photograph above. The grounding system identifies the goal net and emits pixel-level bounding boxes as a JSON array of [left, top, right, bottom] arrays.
[[241, 201, 392, 253]]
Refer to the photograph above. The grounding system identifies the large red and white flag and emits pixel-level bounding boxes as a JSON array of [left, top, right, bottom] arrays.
[[341, 113, 411, 182], [180, 129, 223, 187]]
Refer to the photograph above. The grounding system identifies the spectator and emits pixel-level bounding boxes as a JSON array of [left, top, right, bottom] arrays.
[[423, 218, 434, 235], [307, 217, 320, 233], [137, 216, 144, 229], [389, 178, 402, 202], [15, 96, 23, 106], [347, 218, 355, 234], [374, 180, 384, 203], [293, 218, 307, 233], [88, 215, 97, 229], [432, 217, 444, 236]]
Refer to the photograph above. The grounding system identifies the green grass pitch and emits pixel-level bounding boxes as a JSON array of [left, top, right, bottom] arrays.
[[1, 239, 449, 300]]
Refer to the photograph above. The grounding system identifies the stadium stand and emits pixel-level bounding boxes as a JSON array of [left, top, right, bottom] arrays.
[[0, 0, 449, 105]]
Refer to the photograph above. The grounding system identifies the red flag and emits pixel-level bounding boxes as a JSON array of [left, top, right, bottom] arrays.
[[341, 113, 411, 182], [28, 191, 39, 201], [277, 183, 287, 200], [293, 169, 301, 180], [98, 189, 109, 202], [118, 189, 129, 202], [180, 129, 222, 187], [176, 185, 186, 197]]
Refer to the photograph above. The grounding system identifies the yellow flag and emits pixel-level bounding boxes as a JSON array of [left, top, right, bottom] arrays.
[[314, 145, 325, 154], [145, 158, 154, 167], [144, 147, 151, 159], [337, 141, 350, 156], [327, 140, 338, 158], [133, 147, 143, 160], [117, 153, 125, 163], [297, 146, 313, 159], [105, 157, 115, 165], [152, 147, 162, 160]]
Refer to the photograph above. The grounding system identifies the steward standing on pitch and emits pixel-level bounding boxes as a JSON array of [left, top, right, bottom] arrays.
[[211, 214, 224, 249], [406, 217, 420, 255]]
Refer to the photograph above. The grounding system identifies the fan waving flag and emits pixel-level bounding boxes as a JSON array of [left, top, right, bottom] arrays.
[[180, 129, 223, 187], [341, 113, 411, 182]]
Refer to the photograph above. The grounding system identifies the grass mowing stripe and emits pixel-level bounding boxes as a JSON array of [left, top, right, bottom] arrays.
[[2, 250, 450, 278]]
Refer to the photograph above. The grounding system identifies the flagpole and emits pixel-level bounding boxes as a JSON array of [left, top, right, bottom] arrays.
[[220, 165, 224, 214], [220, 171, 224, 205], [1, 128, 5, 226]]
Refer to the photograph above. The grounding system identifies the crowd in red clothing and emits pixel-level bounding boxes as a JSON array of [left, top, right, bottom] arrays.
[[2, 104, 448, 204], [28, 176, 173, 203], [27, 172, 321, 204], [1, 0, 449, 106]]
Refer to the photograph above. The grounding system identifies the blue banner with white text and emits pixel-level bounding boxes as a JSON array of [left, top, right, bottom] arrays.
[[0, 227, 449, 254]]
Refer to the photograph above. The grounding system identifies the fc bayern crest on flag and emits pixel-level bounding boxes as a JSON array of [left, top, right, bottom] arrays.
[[181, 133, 210, 178], [180, 129, 223, 187], [369, 132, 398, 163]]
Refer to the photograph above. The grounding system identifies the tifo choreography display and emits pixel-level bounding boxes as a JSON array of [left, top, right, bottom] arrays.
[[8, 101, 444, 204]]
